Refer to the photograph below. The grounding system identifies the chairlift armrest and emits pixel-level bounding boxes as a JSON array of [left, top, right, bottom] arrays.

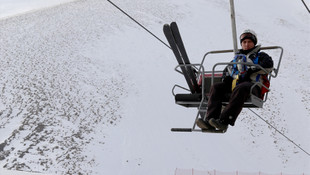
[[248, 64, 276, 78], [250, 82, 271, 102], [172, 84, 191, 96], [174, 64, 200, 75], [173, 63, 206, 96], [250, 82, 270, 93]]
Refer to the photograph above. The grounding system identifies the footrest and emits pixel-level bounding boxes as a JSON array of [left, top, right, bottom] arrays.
[[171, 128, 227, 133], [171, 128, 192, 132]]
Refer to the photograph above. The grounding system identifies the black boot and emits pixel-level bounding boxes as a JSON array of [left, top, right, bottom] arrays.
[[196, 118, 215, 130], [209, 118, 228, 130]]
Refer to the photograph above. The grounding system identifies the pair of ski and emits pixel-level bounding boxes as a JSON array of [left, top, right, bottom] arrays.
[[163, 22, 226, 133], [163, 22, 199, 94]]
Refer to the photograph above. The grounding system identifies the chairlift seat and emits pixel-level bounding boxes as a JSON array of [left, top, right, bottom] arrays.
[[175, 73, 263, 108], [175, 93, 204, 107], [175, 93, 262, 108]]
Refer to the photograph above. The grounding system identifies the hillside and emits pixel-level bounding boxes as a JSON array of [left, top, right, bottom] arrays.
[[0, 0, 309, 174]]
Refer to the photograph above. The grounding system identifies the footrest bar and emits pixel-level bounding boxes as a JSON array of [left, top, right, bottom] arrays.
[[171, 128, 227, 133], [171, 128, 192, 132]]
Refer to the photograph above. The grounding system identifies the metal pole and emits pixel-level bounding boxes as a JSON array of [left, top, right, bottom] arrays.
[[230, 0, 238, 54]]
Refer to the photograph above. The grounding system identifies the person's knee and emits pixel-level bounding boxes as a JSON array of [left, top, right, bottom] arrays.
[[235, 82, 251, 91]]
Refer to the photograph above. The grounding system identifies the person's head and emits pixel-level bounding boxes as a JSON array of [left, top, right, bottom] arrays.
[[240, 29, 257, 51]]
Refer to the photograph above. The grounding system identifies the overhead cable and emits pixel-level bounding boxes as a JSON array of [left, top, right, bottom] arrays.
[[107, 0, 171, 49], [248, 108, 310, 157], [301, 0, 310, 13]]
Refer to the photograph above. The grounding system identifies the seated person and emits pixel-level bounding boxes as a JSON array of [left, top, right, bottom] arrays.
[[197, 29, 274, 130]]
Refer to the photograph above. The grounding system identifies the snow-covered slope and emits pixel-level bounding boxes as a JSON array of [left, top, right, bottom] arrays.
[[0, 0, 309, 174]]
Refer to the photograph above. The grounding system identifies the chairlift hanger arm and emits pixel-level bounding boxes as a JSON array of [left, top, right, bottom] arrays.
[[250, 82, 271, 102]]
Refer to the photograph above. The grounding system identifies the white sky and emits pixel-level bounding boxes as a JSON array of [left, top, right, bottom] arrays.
[[0, 0, 76, 19]]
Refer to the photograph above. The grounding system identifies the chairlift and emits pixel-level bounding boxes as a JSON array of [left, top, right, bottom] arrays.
[[163, 0, 284, 133]]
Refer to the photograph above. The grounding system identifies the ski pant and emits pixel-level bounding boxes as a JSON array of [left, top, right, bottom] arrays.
[[205, 81, 260, 126]]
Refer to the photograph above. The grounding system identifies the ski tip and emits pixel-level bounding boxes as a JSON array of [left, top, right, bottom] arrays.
[[163, 24, 170, 30], [170, 21, 177, 26], [163, 24, 172, 33]]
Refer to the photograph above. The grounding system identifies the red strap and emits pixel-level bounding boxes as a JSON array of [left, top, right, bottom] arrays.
[[260, 75, 270, 99]]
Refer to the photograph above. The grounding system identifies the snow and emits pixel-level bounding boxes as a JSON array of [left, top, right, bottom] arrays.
[[0, 0, 309, 175]]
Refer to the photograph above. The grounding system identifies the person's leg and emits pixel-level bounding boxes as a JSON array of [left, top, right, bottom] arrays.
[[205, 82, 230, 121], [219, 81, 260, 126], [197, 82, 230, 130]]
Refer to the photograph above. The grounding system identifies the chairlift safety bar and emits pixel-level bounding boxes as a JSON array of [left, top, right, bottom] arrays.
[[199, 46, 283, 84]]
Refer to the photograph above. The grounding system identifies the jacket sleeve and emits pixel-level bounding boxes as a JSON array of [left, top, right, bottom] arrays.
[[251, 52, 274, 75], [258, 52, 273, 69]]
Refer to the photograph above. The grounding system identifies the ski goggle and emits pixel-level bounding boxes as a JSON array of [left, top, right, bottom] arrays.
[[240, 33, 257, 45], [240, 33, 255, 40]]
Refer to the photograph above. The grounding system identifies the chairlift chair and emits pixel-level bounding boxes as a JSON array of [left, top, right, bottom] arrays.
[[164, 22, 283, 133]]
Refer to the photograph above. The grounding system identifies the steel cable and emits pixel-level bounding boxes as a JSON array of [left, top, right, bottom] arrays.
[[248, 108, 310, 157]]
